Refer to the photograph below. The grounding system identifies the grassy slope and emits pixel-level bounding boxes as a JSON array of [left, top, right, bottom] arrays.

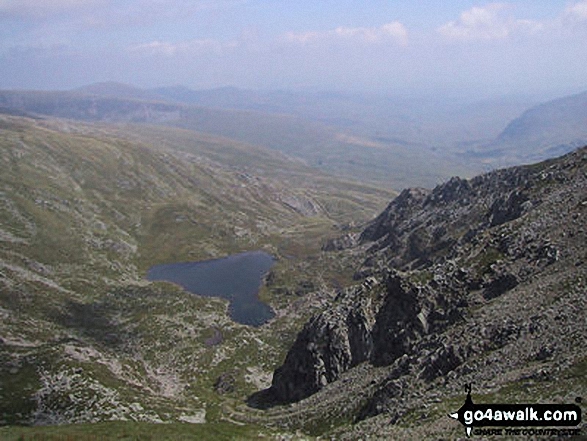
[[0, 90, 472, 189], [0, 115, 392, 438], [0, 421, 277, 441]]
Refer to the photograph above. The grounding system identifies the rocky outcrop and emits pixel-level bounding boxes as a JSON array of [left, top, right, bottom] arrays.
[[482, 271, 518, 300], [259, 266, 471, 406], [322, 233, 359, 251], [359, 187, 430, 245], [369, 274, 426, 366], [257, 147, 587, 417], [488, 190, 529, 226], [371, 272, 466, 366], [356, 163, 537, 271], [266, 295, 375, 404]]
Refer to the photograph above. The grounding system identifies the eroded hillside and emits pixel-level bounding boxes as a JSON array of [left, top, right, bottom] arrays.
[[2, 113, 585, 440], [0, 114, 391, 438]]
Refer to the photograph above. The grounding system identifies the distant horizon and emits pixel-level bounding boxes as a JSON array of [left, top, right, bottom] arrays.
[[1, 1, 586, 100], [0, 79, 584, 104]]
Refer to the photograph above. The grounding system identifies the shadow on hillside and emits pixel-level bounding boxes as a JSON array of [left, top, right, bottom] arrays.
[[246, 387, 282, 410], [53, 300, 125, 348]]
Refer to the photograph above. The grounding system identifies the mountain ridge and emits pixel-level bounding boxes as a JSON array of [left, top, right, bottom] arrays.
[[470, 91, 587, 166], [65, 83, 587, 179], [249, 146, 587, 438]]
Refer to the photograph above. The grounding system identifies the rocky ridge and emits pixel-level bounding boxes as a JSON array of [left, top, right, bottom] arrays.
[[250, 147, 587, 438]]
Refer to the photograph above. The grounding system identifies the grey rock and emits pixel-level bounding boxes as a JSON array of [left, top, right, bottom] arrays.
[[259, 147, 587, 433]]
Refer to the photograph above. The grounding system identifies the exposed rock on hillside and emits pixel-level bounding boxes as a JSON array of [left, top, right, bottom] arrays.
[[253, 147, 587, 438], [268, 293, 375, 404], [0, 115, 391, 431]]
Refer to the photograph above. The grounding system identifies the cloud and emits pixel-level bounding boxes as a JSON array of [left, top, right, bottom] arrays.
[[128, 39, 236, 57], [0, 0, 107, 18], [283, 21, 408, 46], [437, 3, 543, 41], [438, 1, 587, 42], [563, 0, 587, 22]]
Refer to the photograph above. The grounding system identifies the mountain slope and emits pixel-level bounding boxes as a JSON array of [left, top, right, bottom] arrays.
[[471, 91, 587, 166], [250, 147, 587, 439], [0, 114, 393, 434], [75, 82, 167, 102], [0, 89, 472, 189], [64, 83, 587, 178], [151, 86, 534, 148]]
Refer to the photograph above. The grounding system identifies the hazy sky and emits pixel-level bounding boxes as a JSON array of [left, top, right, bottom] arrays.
[[1, 1, 586, 98]]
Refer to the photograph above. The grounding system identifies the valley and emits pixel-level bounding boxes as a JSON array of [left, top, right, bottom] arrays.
[[2, 0, 587, 437], [0, 85, 586, 440], [0, 113, 391, 439], [0, 87, 486, 190]]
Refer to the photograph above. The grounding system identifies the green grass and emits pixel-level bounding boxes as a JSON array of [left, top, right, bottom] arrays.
[[0, 421, 274, 441], [407, 270, 434, 286], [471, 247, 505, 277], [0, 357, 40, 426], [0, 89, 476, 190], [0, 114, 395, 433]]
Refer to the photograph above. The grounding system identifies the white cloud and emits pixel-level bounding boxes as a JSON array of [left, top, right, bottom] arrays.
[[438, 1, 587, 42], [0, 0, 106, 18], [563, 0, 587, 21], [381, 22, 410, 44], [437, 3, 543, 41], [129, 39, 235, 57], [129, 41, 181, 57], [283, 21, 408, 46], [283, 31, 320, 44]]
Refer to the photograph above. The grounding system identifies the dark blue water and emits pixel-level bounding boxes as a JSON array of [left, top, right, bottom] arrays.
[[146, 251, 275, 326]]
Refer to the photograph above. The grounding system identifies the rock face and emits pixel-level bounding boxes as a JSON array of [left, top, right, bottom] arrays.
[[357, 167, 536, 271], [370, 272, 464, 367], [257, 147, 587, 423], [370, 274, 429, 367], [268, 295, 375, 403]]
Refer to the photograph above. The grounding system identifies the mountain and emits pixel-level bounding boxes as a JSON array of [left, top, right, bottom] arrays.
[[470, 91, 587, 166], [56, 83, 587, 176], [0, 113, 393, 437], [75, 82, 167, 102], [0, 88, 472, 190], [152, 86, 535, 148], [152, 85, 268, 111], [249, 147, 587, 439], [2, 108, 585, 438]]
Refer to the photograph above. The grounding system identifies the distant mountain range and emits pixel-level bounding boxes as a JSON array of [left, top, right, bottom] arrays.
[[1, 83, 586, 189], [464, 91, 587, 166], [0, 85, 471, 189]]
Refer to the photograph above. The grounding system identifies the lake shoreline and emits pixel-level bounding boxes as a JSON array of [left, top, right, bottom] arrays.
[[146, 251, 275, 327]]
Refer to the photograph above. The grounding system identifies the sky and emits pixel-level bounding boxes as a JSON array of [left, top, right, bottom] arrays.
[[0, 0, 586, 98]]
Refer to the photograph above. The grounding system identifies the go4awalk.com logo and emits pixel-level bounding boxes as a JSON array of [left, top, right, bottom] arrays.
[[449, 384, 582, 437]]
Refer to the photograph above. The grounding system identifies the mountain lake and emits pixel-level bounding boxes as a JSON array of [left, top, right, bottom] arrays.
[[146, 251, 275, 326]]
